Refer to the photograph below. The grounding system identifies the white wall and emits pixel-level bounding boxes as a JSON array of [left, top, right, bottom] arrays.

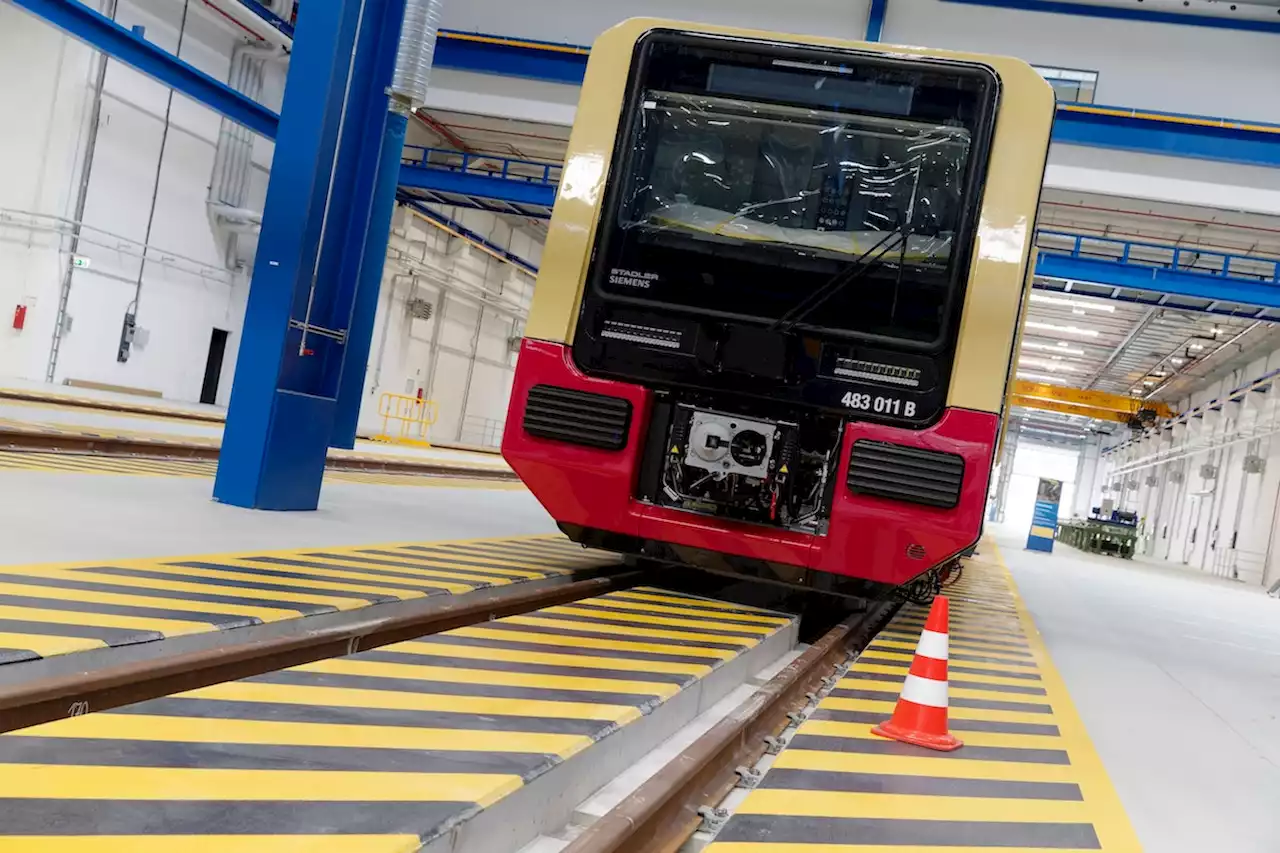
[[0, 1, 283, 404], [883, 0, 1280, 121], [440, 0, 1280, 123], [0, 6, 97, 380], [1090, 350, 1280, 589], [1045, 146, 1280, 219], [356, 206, 540, 446], [429, 3, 1280, 216], [442, 0, 874, 45], [1005, 443, 1080, 534]]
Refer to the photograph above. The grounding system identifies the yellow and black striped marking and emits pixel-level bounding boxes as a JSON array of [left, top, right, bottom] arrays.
[[0, 587, 794, 848], [0, 536, 606, 667], [0, 451, 520, 488], [707, 545, 1142, 852]]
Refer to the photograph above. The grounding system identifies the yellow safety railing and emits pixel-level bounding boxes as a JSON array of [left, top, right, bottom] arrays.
[[372, 393, 439, 447]]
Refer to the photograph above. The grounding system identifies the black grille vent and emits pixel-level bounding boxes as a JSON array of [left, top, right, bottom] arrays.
[[523, 385, 632, 450], [847, 440, 965, 509]]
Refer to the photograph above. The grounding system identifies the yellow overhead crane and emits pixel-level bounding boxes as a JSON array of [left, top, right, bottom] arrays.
[[1010, 381, 1177, 425]]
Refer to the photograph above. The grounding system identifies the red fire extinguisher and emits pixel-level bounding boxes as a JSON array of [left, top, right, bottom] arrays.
[[12, 305, 26, 331]]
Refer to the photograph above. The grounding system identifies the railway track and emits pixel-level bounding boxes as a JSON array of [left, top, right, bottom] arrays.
[[0, 428, 520, 480], [0, 563, 644, 734], [0, 389, 226, 424], [0, 543, 902, 850], [562, 598, 898, 853]]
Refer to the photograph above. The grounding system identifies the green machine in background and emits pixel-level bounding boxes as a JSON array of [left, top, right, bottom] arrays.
[[1057, 506, 1139, 559]]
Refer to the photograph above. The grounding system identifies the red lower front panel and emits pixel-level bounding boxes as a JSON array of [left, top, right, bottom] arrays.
[[502, 339, 999, 587]]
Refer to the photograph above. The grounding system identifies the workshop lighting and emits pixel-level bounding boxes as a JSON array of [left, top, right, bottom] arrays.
[[1018, 357, 1079, 372], [1017, 370, 1062, 383], [1029, 293, 1116, 313], [1024, 321, 1101, 337], [1021, 341, 1086, 356]]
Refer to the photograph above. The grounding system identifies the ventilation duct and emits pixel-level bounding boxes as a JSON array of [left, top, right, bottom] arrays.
[[390, 0, 443, 113]]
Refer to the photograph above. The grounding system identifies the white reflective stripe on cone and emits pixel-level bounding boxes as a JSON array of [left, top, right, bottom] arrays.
[[914, 628, 949, 661], [900, 673, 948, 708]]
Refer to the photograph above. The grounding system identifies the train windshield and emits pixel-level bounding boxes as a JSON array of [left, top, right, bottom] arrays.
[[595, 39, 996, 349]]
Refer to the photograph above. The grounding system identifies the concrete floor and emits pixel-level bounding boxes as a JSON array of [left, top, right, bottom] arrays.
[[0, 470, 557, 565], [994, 526, 1280, 853]]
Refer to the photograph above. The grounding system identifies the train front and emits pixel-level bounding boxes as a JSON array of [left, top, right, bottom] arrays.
[[503, 19, 1054, 595]]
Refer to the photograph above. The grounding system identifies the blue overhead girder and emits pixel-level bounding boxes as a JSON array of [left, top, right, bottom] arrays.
[[399, 159, 558, 208], [18, 2, 1280, 170], [1035, 252, 1280, 309], [431, 30, 1280, 170], [8, 0, 280, 139]]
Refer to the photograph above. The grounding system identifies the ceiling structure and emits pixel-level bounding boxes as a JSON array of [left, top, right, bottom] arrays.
[[407, 110, 1280, 425]]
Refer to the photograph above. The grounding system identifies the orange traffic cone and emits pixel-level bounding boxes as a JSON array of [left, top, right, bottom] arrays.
[[871, 594, 963, 752]]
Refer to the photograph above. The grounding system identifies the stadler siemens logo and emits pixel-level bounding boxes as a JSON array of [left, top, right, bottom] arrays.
[[609, 268, 660, 289]]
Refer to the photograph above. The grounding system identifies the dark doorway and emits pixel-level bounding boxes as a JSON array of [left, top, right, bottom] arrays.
[[200, 328, 229, 405]]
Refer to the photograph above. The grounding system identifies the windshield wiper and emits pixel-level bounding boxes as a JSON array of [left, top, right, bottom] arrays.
[[770, 228, 908, 334]]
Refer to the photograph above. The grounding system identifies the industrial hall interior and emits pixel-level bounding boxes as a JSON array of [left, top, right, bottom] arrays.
[[1, 0, 1278, 851]]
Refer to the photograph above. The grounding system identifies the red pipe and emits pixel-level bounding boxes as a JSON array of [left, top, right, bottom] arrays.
[[198, 0, 264, 41], [1042, 200, 1280, 237], [440, 121, 569, 147], [415, 110, 472, 152]]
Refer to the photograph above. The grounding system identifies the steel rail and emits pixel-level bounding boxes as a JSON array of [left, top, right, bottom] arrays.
[[0, 429, 519, 480], [0, 390, 226, 424], [564, 599, 897, 853], [0, 566, 643, 734]]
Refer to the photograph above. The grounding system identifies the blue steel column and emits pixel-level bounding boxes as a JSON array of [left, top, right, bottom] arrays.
[[865, 0, 888, 41], [214, 0, 406, 510], [331, 112, 409, 449]]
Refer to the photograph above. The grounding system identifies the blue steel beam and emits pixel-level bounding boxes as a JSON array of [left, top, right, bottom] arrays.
[[435, 29, 590, 85], [238, 0, 294, 38], [332, 113, 410, 448], [398, 160, 558, 208], [940, 0, 1280, 34], [397, 149, 1280, 308], [1055, 105, 1280, 169], [865, 0, 888, 41], [10, 0, 279, 139], [432, 29, 1280, 169], [215, 0, 406, 509], [1036, 253, 1280, 309]]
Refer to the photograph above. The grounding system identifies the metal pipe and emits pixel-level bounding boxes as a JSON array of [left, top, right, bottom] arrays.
[[331, 110, 410, 448], [194, 0, 291, 52], [1042, 200, 1280, 238], [388, 0, 443, 114], [127, 0, 191, 328], [369, 269, 399, 397], [46, 0, 117, 383], [1142, 321, 1263, 400], [0, 208, 231, 281], [197, 0, 264, 43]]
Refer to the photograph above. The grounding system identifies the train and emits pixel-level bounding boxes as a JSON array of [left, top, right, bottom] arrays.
[[502, 18, 1055, 598]]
